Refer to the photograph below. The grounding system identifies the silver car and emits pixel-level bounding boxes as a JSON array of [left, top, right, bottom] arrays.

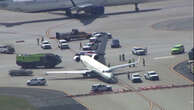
[[27, 77, 47, 86]]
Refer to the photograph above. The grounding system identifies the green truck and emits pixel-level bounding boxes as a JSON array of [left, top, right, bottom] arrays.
[[171, 44, 185, 55], [16, 53, 62, 68]]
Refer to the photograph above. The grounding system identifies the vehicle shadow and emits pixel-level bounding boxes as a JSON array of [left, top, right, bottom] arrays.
[[22, 66, 64, 70], [0, 8, 161, 27]]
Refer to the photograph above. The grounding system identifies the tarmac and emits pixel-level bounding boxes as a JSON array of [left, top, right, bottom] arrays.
[[0, 0, 193, 110], [174, 61, 194, 82], [0, 87, 87, 110]]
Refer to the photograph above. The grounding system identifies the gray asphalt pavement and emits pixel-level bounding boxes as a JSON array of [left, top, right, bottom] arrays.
[[0, 0, 193, 110], [0, 87, 87, 110]]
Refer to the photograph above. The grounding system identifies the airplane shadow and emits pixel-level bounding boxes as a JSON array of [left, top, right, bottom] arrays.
[[0, 8, 161, 27], [114, 70, 143, 76]]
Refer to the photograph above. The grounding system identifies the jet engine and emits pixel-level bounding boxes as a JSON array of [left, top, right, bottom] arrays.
[[91, 54, 99, 60], [73, 56, 80, 62]]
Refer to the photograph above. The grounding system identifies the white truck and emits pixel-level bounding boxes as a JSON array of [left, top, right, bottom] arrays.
[[91, 84, 112, 92], [41, 40, 52, 49], [58, 40, 69, 49], [144, 71, 159, 80], [129, 73, 142, 83]]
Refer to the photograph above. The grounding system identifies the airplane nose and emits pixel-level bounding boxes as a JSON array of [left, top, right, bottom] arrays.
[[0, 0, 9, 9]]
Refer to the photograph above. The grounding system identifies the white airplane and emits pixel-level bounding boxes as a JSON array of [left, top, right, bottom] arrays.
[[0, 0, 141, 16], [46, 55, 140, 83]]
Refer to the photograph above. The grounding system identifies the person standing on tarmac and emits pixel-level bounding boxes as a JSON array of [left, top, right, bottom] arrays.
[[122, 54, 125, 61], [119, 54, 122, 61], [128, 59, 131, 68], [80, 42, 82, 50], [41, 37, 44, 42], [108, 63, 110, 67], [127, 72, 130, 79], [143, 58, 146, 66], [132, 58, 135, 67], [36, 38, 40, 46]]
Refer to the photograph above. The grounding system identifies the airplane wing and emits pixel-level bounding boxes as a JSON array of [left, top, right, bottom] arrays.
[[45, 70, 92, 75], [107, 56, 140, 72], [70, 0, 93, 11]]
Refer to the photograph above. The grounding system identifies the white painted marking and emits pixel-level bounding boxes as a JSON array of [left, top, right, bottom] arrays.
[[0, 65, 17, 68], [153, 56, 175, 60]]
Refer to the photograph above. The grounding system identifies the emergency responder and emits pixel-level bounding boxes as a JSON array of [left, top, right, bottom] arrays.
[[128, 59, 132, 67], [122, 54, 125, 61], [36, 38, 40, 46], [143, 58, 145, 66]]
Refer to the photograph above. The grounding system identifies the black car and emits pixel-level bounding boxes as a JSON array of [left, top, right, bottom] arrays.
[[9, 69, 33, 76], [111, 39, 120, 48]]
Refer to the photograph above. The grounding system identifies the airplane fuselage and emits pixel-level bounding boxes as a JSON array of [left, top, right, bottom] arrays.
[[80, 55, 117, 83], [0, 0, 140, 12]]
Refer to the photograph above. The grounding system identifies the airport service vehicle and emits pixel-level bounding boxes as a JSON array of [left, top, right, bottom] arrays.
[[188, 48, 194, 60], [171, 44, 185, 55], [0, 45, 15, 54], [144, 71, 159, 80], [16, 53, 62, 68], [132, 47, 147, 55], [111, 39, 120, 48], [41, 40, 52, 49], [58, 40, 69, 49], [56, 29, 91, 41], [82, 42, 97, 50], [0, 0, 141, 17], [9, 69, 33, 76], [27, 77, 47, 86], [91, 84, 112, 92], [129, 73, 142, 83]]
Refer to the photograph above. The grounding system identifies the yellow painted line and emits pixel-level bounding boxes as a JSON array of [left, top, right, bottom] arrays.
[[74, 98, 91, 110], [149, 101, 153, 110], [169, 60, 194, 84], [64, 91, 91, 110]]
